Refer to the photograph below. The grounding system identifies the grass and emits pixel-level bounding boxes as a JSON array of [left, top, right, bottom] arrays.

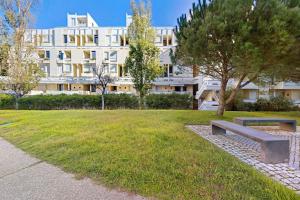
[[0, 110, 299, 200]]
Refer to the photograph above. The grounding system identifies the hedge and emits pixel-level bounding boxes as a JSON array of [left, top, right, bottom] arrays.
[[0, 93, 192, 110], [0, 94, 15, 109], [145, 94, 193, 109], [231, 96, 299, 112]]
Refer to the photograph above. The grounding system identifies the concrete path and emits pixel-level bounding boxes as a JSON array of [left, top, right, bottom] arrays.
[[0, 138, 146, 200]]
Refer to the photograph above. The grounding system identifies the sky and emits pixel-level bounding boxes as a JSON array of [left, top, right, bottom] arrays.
[[32, 0, 196, 29]]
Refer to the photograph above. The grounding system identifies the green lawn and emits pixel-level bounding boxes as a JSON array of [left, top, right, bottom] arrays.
[[0, 110, 299, 200]]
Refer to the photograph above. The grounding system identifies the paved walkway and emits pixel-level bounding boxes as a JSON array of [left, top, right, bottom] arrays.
[[0, 138, 145, 200], [187, 125, 300, 193]]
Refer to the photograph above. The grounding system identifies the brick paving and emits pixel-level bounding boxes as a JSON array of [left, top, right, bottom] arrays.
[[187, 125, 300, 193]]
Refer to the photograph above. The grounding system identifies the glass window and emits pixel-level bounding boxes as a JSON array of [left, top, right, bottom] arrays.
[[104, 52, 109, 60], [71, 18, 76, 26], [91, 51, 96, 60], [110, 51, 117, 62], [64, 64, 71, 73], [94, 35, 98, 44], [111, 35, 118, 43], [105, 35, 111, 46], [58, 65, 63, 74], [83, 64, 92, 73], [45, 51, 50, 59], [58, 51, 64, 60], [64, 35, 68, 43], [110, 64, 117, 73]]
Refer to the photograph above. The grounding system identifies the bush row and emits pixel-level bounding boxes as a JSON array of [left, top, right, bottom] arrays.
[[0, 93, 193, 110], [230, 96, 299, 112]]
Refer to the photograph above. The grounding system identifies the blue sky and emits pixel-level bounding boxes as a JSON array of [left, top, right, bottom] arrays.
[[32, 0, 196, 29]]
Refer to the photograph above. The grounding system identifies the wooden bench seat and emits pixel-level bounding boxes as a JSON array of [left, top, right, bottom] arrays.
[[234, 117, 297, 132], [211, 120, 290, 164]]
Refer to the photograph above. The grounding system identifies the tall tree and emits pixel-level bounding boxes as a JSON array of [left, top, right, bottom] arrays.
[[0, 0, 43, 108], [93, 64, 114, 110], [174, 0, 300, 116], [0, 16, 9, 76], [125, 0, 162, 109]]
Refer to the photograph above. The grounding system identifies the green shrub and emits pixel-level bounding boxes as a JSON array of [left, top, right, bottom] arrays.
[[256, 96, 295, 111], [146, 94, 193, 109], [10, 93, 193, 110], [229, 96, 296, 112], [0, 94, 15, 109], [17, 94, 139, 110]]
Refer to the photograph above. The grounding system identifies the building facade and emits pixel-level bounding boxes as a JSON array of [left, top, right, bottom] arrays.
[[25, 13, 300, 110], [27, 13, 195, 96]]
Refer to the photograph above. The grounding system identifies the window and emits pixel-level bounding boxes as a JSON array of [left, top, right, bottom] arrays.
[[112, 86, 117, 91], [42, 35, 49, 43], [168, 36, 173, 45], [71, 18, 76, 26], [58, 65, 63, 74], [91, 85, 96, 92], [65, 51, 71, 59], [91, 51, 96, 60], [104, 52, 109, 61], [105, 35, 111, 46], [163, 36, 168, 46], [41, 65, 48, 73], [164, 67, 168, 77], [110, 51, 117, 62], [87, 35, 93, 43], [69, 35, 75, 43], [45, 51, 50, 59], [183, 86, 187, 92], [94, 35, 98, 44], [83, 64, 92, 73], [64, 35, 68, 44], [169, 65, 173, 76], [155, 36, 162, 44], [58, 84, 64, 91], [63, 64, 71, 73], [175, 86, 181, 92], [58, 51, 64, 60], [110, 64, 117, 73], [111, 35, 118, 43]]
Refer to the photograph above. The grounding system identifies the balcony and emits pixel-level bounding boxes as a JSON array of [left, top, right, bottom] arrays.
[[151, 91, 192, 95], [153, 77, 195, 86], [272, 82, 300, 90]]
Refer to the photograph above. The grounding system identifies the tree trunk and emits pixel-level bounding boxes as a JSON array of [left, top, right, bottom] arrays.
[[15, 97, 19, 110], [101, 95, 105, 110], [217, 79, 228, 116], [139, 94, 144, 110]]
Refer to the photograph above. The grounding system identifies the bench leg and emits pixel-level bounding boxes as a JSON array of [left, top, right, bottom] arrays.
[[212, 125, 226, 135], [260, 141, 290, 164], [279, 122, 296, 132]]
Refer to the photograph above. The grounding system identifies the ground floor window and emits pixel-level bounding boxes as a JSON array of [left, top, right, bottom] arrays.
[[175, 86, 181, 92]]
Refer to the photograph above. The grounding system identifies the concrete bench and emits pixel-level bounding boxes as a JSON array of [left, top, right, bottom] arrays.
[[211, 120, 289, 164], [234, 117, 297, 132]]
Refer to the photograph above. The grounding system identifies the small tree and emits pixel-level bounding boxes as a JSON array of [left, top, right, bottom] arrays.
[[0, 0, 43, 109], [125, 0, 162, 109], [174, 0, 300, 116], [93, 64, 114, 110], [0, 18, 9, 76]]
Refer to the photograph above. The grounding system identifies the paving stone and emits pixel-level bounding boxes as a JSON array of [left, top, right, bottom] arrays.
[[187, 125, 300, 193]]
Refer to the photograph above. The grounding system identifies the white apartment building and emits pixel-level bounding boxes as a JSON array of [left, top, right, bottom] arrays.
[[27, 13, 195, 96], [24, 13, 300, 110]]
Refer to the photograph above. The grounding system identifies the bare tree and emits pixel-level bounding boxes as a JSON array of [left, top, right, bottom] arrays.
[[0, 0, 43, 109], [93, 64, 114, 110]]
